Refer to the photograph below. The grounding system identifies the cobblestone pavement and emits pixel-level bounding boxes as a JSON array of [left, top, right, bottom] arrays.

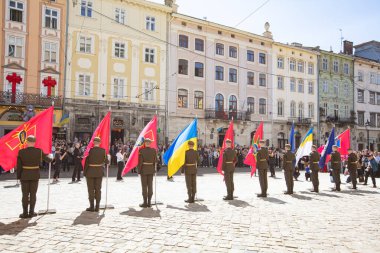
[[0, 168, 379, 253]]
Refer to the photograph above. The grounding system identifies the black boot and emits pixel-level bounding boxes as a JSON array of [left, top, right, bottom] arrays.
[[185, 194, 191, 203], [190, 194, 195, 203], [139, 197, 147, 208], [147, 197, 152, 208], [19, 206, 29, 219], [29, 204, 37, 218], [95, 201, 100, 212], [86, 200, 95, 212]]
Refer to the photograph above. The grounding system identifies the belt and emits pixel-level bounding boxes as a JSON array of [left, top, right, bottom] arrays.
[[312, 162, 319, 164], [89, 164, 103, 167], [186, 163, 196, 166], [285, 161, 293, 163], [333, 162, 340, 163], [143, 163, 153, 165], [350, 162, 357, 164], [23, 166, 39, 170], [259, 159, 266, 161], [225, 162, 233, 164]]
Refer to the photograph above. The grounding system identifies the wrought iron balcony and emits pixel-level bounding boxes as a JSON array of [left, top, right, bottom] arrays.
[[205, 109, 247, 121], [0, 91, 62, 108], [287, 117, 312, 125], [325, 115, 356, 125]]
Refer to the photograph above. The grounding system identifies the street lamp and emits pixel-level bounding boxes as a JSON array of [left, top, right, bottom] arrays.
[[365, 119, 370, 150]]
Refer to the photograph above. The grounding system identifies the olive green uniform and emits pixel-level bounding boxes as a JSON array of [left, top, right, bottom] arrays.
[[309, 151, 321, 192], [330, 151, 341, 191], [283, 150, 296, 194], [138, 147, 157, 206], [181, 149, 200, 202], [222, 148, 237, 199], [84, 147, 109, 210], [256, 147, 269, 196], [347, 153, 358, 189], [17, 147, 52, 216]]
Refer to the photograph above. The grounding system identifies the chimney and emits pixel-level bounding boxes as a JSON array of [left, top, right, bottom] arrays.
[[343, 40, 353, 55], [165, 0, 178, 12]]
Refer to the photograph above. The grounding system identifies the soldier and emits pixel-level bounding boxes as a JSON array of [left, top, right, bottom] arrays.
[[309, 145, 321, 192], [72, 142, 83, 182], [330, 145, 341, 191], [17, 135, 53, 218], [257, 140, 269, 197], [222, 139, 237, 200], [137, 138, 157, 208], [283, 144, 295, 194], [181, 141, 200, 203], [83, 137, 109, 212], [347, 148, 358, 189]]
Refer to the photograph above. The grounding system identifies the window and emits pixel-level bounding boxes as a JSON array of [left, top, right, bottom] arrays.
[[369, 91, 376, 104], [216, 43, 224, 56], [247, 50, 254, 62], [278, 100, 284, 117], [79, 36, 92, 53], [322, 103, 328, 116], [290, 101, 296, 117], [290, 78, 296, 92], [343, 105, 349, 118], [357, 89, 364, 103], [259, 98, 266, 115], [215, 94, 224, 111], [112, 78, 124, 98], [344, 63, 349, 75], [177, 89, 188, 108], [81, 0, 92, 17], [8, 35, 23, 58], [144, 48, 155, 63], [229, 95, 237, 112], [178, 59, 188, 75], [322, 80, 328, 93], [259, 74, 266, 87], [322, 58, 328, 70], [343, 82, 349, 97], [45, 8, 59, 29], [247, 72, 254, 85], [115, 8, 125, 24], [377, 93, 380, 105], [179, 35, 188, 48], [195, 39, 204, 52], [229, 46, 237, 58], [146, 16, 156, 31], [194, 91, 203, 109], [308, 81, 314, 94], [259, 53, 266, 64], [370, 73, 377, 84], [377, 114, 380, 128], [333, 81, 339, 95], [358, 71, 364, 82], [308, 62, 314, 74], [308, 103, 314, 118], [9, 0, 24, 22], [357, 111, 364, 126], [215, 66, 224, 81], [229, 68, 237, 83], [290, 58, 296, 71], [370, 113, 376, 127], [298, 61, 304, 72], [194, 62, 204, 77], [334, 104, 339, 118], [144, 81, 155, 101], [298, 80, 304, 93], [44, 42, 57, 63], [114, 42, 125, 58], [78, 74, 91, 96], [277, 76, 284, 89], [247, 97, 254, 113], [277, 57, 284, 69], [333, 61, 339, 73], [298, 102, 304, 118]]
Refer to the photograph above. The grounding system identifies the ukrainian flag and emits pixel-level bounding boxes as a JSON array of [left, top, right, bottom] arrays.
[[295, 127, 313, 165], [164, 119, 197, 177], [57, 113, 69, 127]]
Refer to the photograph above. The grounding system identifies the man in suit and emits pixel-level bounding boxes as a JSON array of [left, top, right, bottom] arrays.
[[309, 145, 321, 192], [84, 137, 109, 212], [72, 142, 83, 182], [181, 141, 200, 203], [257, 140, 269, 197], [222, 139, 237, 200], [347, 148, 358, 189], [138, 138, 157, 208], [17, 135, 53, 218], [283, 144, 296, 194], [330, 145, 341, 191]]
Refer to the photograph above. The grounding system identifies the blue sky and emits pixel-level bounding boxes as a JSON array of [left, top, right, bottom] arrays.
[[150, 0, 380, 52]]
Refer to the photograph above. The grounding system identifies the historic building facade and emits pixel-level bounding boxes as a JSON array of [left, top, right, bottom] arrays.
[[167, 13, 273, 146], [0, 0, 66, 137], [64, 0, 172, 142]]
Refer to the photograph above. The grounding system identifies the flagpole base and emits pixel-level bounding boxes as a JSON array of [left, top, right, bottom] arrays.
[[4, 183, 20, 188], [38, 209, 56, 215], [99, 204, 115, 210], [151, 201, 164, 206]]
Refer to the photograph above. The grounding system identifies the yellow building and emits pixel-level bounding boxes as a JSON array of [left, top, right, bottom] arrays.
[[65, 0, 172, 143]]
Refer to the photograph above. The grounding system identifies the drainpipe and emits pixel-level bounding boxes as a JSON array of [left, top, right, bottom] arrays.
[[62, 0, 70, 138], [316, 54, 320, 146]]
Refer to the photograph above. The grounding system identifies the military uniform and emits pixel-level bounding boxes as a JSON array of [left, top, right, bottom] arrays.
[[17, 146, 52, 218], [330, 150, 342, 191], [256, 146, 269, 197], [84, 146, 108, 211], [347, 152, 358, 189], [283, 150, 295, 194], [138, 147, 157, 207], [181, 148, 200, 203], [309, 150, 321, 192], [222, 147, 237, 200]]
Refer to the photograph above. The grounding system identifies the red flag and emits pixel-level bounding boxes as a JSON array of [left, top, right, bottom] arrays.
[[0, 106, 53, 172], [122, 115, 157, 176], [244, 121, 263, 176], [216, 120, 234, 176], [336, 129, 350, 155], [82, 112, 111, 168]]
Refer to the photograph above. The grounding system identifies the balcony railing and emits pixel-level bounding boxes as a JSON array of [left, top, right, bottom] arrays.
[[325, 115, 356, 125], [0, 91, 62, 107], [205, 109, 247, 121], [288, 117, 312, 125]]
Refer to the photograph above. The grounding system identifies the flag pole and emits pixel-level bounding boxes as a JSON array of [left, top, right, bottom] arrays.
[[153, 110, 162, 207]]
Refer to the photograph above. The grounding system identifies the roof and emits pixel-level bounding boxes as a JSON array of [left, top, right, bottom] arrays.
[[354, 40, 380, 49]]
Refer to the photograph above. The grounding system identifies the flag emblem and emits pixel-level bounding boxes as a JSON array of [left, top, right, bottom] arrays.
[[6, 124, 36, 151]]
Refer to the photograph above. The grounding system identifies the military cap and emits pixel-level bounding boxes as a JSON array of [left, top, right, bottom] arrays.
[[225, 139, 232, 143], [188, 140, 195, 146], [332, 145, 338, 148], [259, 140, 266, 144], [27, 135, 36, 142], [144, 138, 153, 143], [94, 137, 101, 143], [312, 145, 317, 149], [285, 144, 291, 148]]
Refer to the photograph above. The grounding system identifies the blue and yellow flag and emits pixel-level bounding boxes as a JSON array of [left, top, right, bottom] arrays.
[[163, 119, 197, 177], [57, 113, 69, 127]]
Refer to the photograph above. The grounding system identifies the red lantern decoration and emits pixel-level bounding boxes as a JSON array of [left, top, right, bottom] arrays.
[[42, 76, 57, 97], [6, 72, 22, 103]]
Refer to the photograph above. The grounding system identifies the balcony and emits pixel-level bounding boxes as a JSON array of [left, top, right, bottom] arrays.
[[287, 117, 312, 126], [205, 109, 247, 121], [325, 115, 356, 125], [0, 91, 62, 108]]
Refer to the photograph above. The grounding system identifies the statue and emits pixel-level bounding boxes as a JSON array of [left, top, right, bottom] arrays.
[[23, 105, 35, 122]]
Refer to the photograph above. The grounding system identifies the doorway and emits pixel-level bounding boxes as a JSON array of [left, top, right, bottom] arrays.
[[111, 129, 124, 145]]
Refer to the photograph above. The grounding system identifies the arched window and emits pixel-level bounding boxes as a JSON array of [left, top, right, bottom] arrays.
[[229, 95, 237, 111], [290, 101, 296, 117], [215, 93, 224, 111], [298, 102, 304, 118], [247, 97, 254, 113], [177, 89, 188, 108]]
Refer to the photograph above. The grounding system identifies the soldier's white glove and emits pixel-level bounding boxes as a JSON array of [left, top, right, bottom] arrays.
[[107, 154, 111, 161], [48, 154, 54, 160]]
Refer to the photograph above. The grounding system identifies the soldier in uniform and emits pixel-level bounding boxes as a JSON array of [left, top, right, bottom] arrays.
[[137, 138, 157, 208], [181, 141, 200, 203], [17, 135, 53, 218], [84, 137, 109, 212], [330, 145, 342, 191], [309, 145, 321, 192], [256, 140, 269, 197], [222, 139, 237, 200], [347, 148, 358, 189], [283, 144, 295, 194]]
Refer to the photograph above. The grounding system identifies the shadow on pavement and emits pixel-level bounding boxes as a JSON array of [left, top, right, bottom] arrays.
[[72, 211, 104, 226], [300, 191, 341, 198], [290, 194, 313, 201], [166, 203, 210, 212], [120, 208, 161, 218], [227, 199, 252, 208], [261, 197, 286, 204], [0, 219, 37, 235], [355, 189, 379, 194]]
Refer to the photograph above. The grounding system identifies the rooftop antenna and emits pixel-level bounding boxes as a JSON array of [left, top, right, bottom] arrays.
[[339, 28, 344, 53]]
